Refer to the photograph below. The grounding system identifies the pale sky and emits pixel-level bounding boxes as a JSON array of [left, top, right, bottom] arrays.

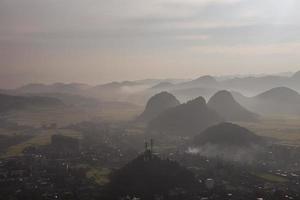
[[1, 0, 300, 88]]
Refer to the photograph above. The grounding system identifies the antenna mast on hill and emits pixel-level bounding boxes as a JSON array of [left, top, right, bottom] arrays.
[[145, 141, 149, 151], [144, 139, 154, 161], [150, 139, 153, 154]]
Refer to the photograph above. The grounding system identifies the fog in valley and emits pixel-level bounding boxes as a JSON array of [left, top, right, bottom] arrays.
[[1, 0, 300, 200]]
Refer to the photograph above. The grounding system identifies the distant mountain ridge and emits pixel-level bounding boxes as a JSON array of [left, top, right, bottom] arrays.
[[151, 82, 174, 90], [138, 92, 180, 122], [0, 93, 63, 113], [5, 70, 300, 106], [292, 70, 300, 79], [233, 87, 300, 115], [207, 90, 259, 122], [256, 87, 300, 101], [16, 83, 91, 94], [147, 71, 300, 103], [148, 96, 223, 136]]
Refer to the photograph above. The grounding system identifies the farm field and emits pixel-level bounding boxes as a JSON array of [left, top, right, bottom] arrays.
[[2, 104, 142, 128], [1, 129, 82, 158], [237, 116, 300, 146]]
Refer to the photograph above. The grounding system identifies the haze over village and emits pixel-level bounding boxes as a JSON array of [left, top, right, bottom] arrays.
[[1, 0, 300, 200]]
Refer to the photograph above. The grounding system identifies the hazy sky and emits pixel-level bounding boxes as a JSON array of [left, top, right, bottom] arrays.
[[1, 0, 300, 88]]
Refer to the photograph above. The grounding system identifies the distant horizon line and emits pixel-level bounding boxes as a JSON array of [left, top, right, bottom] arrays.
[[1, 70, 297, 90]]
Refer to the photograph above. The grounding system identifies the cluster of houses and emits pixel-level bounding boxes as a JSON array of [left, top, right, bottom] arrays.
[[0, 135, 102, 200]]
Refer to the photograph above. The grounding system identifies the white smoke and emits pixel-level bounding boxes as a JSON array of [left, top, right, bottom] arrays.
[[187, 144, 264, 164]]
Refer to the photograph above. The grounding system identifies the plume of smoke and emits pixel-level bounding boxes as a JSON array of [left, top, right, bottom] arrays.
[[187, 144, 264, 164]]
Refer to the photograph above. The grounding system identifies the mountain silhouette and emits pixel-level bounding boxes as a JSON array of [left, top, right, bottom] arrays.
[[138, 92, 180, 122], [207, 90, 259, 122], [292, 70, 300, 80], [175, 75, 219, 90], [194, 122, 262, 147], [254, 87, 300, 115], [148, 97, 222, 136], [171, 87, 217, 103], [256, 87, 300, 101], [192, 75, 218, 85], [107, 153, 198, 200], [234, 87, 300, 115]]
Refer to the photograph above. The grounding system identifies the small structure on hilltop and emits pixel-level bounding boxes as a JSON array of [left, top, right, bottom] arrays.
[[107, 140, 200, 200], [143, 139, 154, 161]]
